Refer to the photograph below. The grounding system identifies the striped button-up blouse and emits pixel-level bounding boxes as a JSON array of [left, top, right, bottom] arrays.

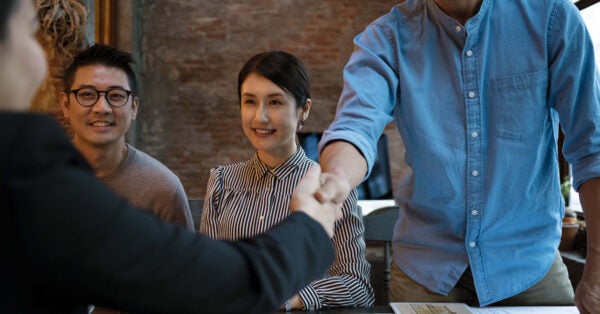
[[200, 147, 374, 309]]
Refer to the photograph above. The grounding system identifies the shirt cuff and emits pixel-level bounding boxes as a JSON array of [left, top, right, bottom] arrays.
[[298, 285, 321, 310]]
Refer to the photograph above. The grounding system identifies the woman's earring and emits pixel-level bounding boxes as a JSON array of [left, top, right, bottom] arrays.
[[297, 119, 304, 131]]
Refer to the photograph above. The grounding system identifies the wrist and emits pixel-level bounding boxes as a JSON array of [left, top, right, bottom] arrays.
[[281, 294, 305, 311], [282, 299, 292, 312]]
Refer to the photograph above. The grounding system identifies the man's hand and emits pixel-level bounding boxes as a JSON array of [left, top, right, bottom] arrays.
[[575, 272, 600, 314], [290, 165, 349, 237], [314, 166, 352, 204]]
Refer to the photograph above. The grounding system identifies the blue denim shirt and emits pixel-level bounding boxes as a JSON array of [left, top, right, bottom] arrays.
[[320, 0, 600, 306]]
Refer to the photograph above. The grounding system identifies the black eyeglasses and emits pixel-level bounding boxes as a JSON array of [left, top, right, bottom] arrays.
[[69, 87, 132, 108]]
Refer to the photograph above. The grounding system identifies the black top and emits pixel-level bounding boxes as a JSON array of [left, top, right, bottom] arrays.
[[0, 112, 334, 314]]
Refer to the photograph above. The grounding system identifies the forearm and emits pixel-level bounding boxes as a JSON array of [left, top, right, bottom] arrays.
[[573, 178, 600, 312], [319, 141, 367, 188], [21, 192, 334, 313], [15, 162, 334, 313]]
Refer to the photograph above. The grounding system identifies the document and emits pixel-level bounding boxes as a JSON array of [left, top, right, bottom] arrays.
[[391, 303, 473, 314]]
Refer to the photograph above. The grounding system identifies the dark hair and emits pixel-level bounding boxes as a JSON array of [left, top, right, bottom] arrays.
[[63, 44, 138, 95], [0, 0, 18, 42], [237, 51, 310, 109]]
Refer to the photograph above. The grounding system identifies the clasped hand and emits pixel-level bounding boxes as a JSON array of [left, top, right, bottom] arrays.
[[290, 165, 350, 238]]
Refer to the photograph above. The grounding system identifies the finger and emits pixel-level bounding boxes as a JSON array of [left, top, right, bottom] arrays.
[[314, 173, 332, 203], [315, 172, 351, 204], [296, 164, 322, 195]]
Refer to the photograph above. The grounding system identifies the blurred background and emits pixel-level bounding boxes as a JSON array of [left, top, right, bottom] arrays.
[[31, 0, 409, 200]]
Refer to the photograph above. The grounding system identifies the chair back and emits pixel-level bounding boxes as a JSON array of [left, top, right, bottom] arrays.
[[363, 205, 399, 305], [363, 205, 399, 241], [188, 198, 204, 231]]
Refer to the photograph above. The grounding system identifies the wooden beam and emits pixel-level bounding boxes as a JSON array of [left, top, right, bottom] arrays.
[[94, 0, 115, 45], [576, 0, 600, 10]]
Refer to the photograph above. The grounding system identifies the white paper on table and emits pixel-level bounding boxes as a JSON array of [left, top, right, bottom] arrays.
[[390, 302, 473, 314]]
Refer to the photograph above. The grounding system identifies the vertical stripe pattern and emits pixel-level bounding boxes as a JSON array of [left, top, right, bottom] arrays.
[[200, 147, 374, 309]]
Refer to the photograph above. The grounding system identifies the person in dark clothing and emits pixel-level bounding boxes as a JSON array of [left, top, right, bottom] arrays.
[[0, 0, 349, 313]]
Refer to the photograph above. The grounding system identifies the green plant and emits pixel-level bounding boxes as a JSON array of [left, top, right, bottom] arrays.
[[561, 176, 571, 206]]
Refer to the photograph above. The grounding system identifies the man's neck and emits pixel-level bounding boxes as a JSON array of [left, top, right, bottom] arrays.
[[434, 0, 483, 25], [73, 140, 129, 178]]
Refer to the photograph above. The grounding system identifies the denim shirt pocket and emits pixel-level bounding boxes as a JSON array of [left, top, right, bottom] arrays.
[[489, 70, 548, 141]]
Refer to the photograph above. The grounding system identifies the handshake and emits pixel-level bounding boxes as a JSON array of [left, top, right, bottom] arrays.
[[290, 165, 351, 238]]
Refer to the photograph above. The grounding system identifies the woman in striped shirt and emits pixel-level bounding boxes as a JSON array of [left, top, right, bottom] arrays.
[[200, 51, 374, 310]]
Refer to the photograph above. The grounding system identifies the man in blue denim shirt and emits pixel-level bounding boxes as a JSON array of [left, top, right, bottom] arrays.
[[318, 0, 600, 312]]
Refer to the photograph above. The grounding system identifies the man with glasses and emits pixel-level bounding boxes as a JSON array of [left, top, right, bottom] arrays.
[[60, 44, 194, 236]]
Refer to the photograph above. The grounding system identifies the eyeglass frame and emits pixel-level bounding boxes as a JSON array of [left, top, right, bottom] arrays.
[[68, 87, 134, 108]]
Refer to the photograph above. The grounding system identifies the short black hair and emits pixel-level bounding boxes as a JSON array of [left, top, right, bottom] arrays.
[[0, 0, 18, 42], [237, 50, 311, 109], [63, 44, 138, 95]]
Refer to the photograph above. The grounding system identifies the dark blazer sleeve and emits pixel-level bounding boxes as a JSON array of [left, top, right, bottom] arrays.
[[7, 114, 334, 314]]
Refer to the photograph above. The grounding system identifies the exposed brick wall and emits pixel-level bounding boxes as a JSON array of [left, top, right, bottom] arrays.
[[131, 0, 407, 199]]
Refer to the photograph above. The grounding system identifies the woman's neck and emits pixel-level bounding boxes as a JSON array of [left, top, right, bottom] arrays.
[[257, 146, 298, 169]]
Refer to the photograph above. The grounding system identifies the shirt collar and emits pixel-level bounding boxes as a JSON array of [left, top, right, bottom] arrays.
[[427, 0, 491, 33], [249, 146, 307, 181]]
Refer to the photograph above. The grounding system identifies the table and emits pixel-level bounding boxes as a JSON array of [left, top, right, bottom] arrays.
[[280, 306, 393, 313], [276, 304, 581, 313]]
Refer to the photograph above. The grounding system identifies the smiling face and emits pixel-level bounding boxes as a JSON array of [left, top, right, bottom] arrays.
[[60, 64, 139, 150], [240, 72, 310, 166], [0, 0, 48, 111]]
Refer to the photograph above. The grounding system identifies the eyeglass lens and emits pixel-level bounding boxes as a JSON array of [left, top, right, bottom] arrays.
[[75, 88, 130, 107]]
